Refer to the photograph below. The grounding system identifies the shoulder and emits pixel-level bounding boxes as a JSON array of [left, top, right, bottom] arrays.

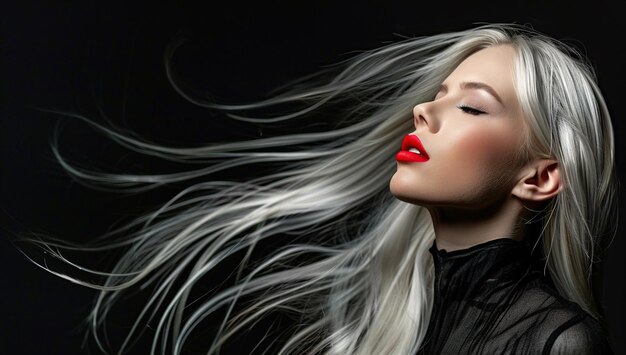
[[514, 275, 614, 354], [541, 309, 613, 355]]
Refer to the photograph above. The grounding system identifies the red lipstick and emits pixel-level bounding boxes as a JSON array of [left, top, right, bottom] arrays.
[[396, 134, 429, 163]]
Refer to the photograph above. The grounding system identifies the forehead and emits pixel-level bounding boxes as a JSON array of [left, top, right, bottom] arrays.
[[446, 45, 517, 101]]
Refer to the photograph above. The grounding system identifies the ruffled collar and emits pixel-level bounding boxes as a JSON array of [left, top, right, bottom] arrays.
[[428, 237, 540, 305]]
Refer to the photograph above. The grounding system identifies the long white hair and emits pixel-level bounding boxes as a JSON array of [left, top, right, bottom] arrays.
[[21, 23, 617, 354]]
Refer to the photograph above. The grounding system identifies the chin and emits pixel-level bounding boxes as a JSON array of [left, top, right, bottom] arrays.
[[389, 174, 449, 208], [389, 177, 425, 206]]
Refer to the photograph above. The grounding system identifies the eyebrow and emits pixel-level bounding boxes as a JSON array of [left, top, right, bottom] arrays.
[[439, 81, 503, 104]]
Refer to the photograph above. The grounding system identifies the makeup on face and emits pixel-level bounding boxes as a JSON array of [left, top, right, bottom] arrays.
[[389, 45, 527, 208]]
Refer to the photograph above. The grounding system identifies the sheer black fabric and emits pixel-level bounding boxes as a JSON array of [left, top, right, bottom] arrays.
[[416, 238, 614, 355]]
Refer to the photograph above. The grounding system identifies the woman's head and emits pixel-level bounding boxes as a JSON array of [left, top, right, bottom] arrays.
[[392, 26, 612, 205]]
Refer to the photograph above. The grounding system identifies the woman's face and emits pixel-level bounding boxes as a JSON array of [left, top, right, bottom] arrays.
[[390, 44, 529, 210]]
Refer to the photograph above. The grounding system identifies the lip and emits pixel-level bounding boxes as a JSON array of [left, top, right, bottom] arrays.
[[396, 134, 429, 163]]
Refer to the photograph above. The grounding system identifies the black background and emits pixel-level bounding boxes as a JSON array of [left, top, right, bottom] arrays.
[[2, 1, 625, 354]]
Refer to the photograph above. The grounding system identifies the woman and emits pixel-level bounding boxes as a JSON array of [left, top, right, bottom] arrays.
[[22, 23, 617, 354]]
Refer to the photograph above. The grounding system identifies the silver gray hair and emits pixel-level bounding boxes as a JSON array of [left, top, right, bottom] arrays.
[[23, 23, 617, 354]]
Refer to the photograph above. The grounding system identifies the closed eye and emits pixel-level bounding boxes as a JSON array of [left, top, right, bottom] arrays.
[[457, 105, 486, 115]]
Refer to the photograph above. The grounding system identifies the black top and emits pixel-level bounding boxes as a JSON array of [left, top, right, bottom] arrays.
[[416, 238, 614, 355]]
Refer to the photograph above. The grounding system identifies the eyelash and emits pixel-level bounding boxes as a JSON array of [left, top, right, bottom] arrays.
[[457, 105, 486, 115]]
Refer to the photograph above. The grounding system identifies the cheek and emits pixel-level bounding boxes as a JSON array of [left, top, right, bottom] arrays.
[[447, 124, 520, 169], [433, 123, 523, 202]]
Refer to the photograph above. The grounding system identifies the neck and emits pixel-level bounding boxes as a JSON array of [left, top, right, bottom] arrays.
[[428, 198, 525, 252]]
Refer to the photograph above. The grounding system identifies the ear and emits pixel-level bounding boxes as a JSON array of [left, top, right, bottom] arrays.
[[511, 159, 562, 202]]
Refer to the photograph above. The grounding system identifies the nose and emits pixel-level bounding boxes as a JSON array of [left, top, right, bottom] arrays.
[[413, 102, 439, 133]]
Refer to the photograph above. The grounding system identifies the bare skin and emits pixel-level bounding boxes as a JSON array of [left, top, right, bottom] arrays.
[[389, 45, 562, 251]]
